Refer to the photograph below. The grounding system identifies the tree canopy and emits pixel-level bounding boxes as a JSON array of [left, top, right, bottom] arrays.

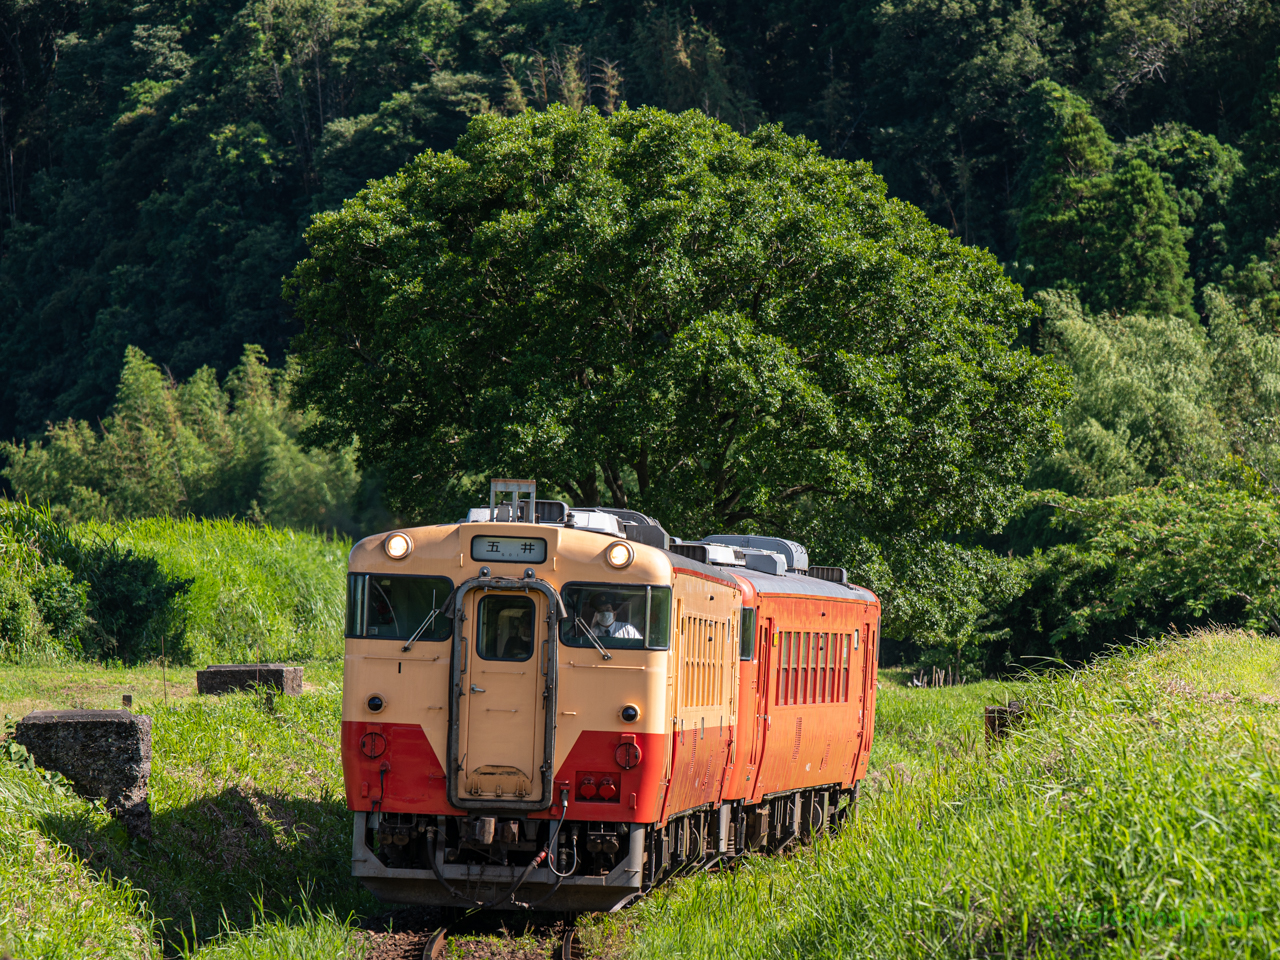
[[286, 105, 1068, 639], [6, 0, 1280, 441]]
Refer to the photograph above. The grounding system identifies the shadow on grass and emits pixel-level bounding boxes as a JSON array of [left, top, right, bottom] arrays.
[[39, 787, 380, 950]]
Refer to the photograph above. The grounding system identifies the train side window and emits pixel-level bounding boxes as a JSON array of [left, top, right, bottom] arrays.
[[842, 633, 850, 701], [809, 632, 818, 703], [827, 632, 835, 704], [824, 634, 834, 701], [476, 594, 535, 661], [799, 633, 809, 705], [346, 574, 367, 636], [853, 628, 860, 651], [821, 632, 830, 703], [647, 587, 672, 650], [791, 632, 801, 704], [351, 574, 454, 641], [739, 607, 757, 660], [777, 632, 788, 703]]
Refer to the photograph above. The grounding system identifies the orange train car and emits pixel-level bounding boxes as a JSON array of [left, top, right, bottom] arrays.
[[341, 480, 880, 911]]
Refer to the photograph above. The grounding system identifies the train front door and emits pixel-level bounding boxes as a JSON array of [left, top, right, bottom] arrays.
[[455, 588, 550, 803]]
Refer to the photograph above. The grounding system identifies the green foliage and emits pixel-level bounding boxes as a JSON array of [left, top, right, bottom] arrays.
[[6, 0, 1280, 444], [0, 660, 373, 957], [287, 105, 1067, 648], [1031, 289, 1280, 497], [177, 898, 366, 960], [83, 516, 349, 665], [0, 501, 342, 665], [1017, 82, 1193, 317], [0, 499, 189, 663], [604, 629, 1280, 959], [2, 345, 363, 533], [987, 479, 1280, 669], [0, 754, 157, 959], [1118, 123, 1242, 288], [1222, 50, 1280, 320]]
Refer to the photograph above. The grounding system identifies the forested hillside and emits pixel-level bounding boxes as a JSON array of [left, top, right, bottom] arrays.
[[4, 0, 1280, 440]]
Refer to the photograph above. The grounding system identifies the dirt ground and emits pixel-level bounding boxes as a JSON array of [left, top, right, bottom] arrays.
[[360, 907, 578, 960]]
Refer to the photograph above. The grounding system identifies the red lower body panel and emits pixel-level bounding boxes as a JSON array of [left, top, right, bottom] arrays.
[[341, 722, 666, 821]]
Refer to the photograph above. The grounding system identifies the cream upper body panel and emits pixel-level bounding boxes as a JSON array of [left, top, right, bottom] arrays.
[[344, 522, 692, 756]]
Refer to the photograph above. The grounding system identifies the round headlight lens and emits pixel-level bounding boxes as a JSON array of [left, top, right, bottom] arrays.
[[367, 695, 384, 713], [606, 541, 634, 568], [384, 532, 412, 559], [620, 704, 640, 723]]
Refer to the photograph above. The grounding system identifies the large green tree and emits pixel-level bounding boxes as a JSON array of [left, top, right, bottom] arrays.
[[286, 105, 1068, 642], [1017, 83, 1193, 317]]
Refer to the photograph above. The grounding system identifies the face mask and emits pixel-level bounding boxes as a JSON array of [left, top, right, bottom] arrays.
[[598, 611, 615, 627]]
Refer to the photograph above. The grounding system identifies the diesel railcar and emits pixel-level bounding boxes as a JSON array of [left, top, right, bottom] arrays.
[[341, 480, 880, 911]]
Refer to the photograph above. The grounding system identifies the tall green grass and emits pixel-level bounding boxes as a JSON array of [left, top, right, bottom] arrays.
[[0, 759, 157, 959], [86, 517, 349, 664], [0, 662, 374, 958], [177, 898, 367, 959], [604, 629, 1280, 959]]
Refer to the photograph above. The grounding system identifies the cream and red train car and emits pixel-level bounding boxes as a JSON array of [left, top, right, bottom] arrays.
[[341, 482, 880, 911]]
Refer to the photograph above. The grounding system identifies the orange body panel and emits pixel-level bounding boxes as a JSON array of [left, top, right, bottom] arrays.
[[723, 576, 880, 804]]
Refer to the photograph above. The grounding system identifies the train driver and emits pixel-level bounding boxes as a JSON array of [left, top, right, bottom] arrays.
[[589, 594, 643, 640]]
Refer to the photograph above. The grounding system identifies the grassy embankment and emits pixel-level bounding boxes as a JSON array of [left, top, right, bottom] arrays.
[[0, 515, 365, 958], [0, 662, 371, 959], [7, 618, 1280, 958], [83, 517, 350, 664], [599, 629, 1280, 959]]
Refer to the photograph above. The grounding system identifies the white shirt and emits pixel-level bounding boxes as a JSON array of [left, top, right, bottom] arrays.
[[594, 620, 642, 639]]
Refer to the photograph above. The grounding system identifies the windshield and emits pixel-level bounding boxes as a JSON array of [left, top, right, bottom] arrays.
[[560, 584, 672, 650], [346, 574, 453, 640]]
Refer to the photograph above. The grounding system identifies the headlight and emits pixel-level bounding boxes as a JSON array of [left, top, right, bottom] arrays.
[[605, 540, 634, 568], [384, 532, 412, 559]]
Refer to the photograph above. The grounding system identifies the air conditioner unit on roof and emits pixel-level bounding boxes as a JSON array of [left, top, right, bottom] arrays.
[[703, 535, 808, 571]]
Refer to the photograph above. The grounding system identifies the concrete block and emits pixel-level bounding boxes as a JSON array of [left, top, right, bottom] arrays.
[[196, 663, 303, 696], [14, 709, 151, 838]]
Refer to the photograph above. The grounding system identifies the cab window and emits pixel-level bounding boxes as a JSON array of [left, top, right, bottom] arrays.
[[346, 574, 453, 640], [560, 584, 672, 650]]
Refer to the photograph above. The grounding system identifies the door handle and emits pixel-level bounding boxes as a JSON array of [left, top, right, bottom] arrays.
[[471, 684, 486, 693]]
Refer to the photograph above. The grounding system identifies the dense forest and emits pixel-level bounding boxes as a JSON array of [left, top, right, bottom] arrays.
[[3, 0, 1280, 438], [7, 0, 1280, 669]]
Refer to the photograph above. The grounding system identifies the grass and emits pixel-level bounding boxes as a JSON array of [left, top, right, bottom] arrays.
[[0, 660, 377, 958], [175, 899, 367, 959], [9, 630, 1280, 958], [592, 629, 1280, 959], [85, 517, 350, 664], [865, 668, 1028, 776]]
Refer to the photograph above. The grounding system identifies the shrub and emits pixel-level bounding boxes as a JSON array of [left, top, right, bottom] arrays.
[[984, 478, 1280, 670]]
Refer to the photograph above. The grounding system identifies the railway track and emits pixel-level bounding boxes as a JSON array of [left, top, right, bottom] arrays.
[[412, 913, 583, 960]]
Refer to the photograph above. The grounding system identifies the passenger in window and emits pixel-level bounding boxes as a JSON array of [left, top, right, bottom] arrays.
[[589, 594, 642, 639]]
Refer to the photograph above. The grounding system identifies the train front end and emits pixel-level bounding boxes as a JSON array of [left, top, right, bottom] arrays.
[[341, 490, 675, 911]]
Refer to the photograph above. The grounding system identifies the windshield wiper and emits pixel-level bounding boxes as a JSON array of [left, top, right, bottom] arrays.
[[575, 617, 613, 661], [403, 588, 456, 651]]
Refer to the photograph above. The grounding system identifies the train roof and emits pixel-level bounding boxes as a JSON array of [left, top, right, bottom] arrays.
[[731, 567, 879, 604], [660, 549, 742, 590]]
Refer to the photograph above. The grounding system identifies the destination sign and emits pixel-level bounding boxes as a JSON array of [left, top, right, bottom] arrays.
[[470, 535, 548, 564]]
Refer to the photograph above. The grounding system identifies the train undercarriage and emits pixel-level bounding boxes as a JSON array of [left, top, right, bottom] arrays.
[[353, 783, 860, 912]]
